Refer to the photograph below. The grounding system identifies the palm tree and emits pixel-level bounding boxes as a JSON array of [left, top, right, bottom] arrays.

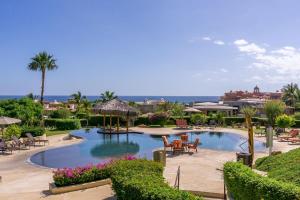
[[28, 52, 58, 104], [282, 83, 299, 107], [71, 91, 87, 105], [100, 91, 117, 102], [264, 100, 285, 128], [241, 106, 256, 165]]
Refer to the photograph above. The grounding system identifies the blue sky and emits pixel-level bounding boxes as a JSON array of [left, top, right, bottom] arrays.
[[1, 0, 300, 96]]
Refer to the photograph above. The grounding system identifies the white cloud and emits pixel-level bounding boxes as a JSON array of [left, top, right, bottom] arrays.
[[214, 40, 225, 45], [233, 39, 300, 83], [234, 39, 248, 46], [220, 68, 228, 73], [202, 36, 211, 41]]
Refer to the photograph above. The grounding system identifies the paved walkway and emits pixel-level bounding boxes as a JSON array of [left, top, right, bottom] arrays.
[[0, 127, 298, 199]]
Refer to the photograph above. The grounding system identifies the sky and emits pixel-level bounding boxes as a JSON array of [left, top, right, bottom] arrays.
[[1, 0, 300, 96]]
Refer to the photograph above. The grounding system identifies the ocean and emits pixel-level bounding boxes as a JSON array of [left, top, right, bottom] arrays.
[[0, 95, 220, 103]]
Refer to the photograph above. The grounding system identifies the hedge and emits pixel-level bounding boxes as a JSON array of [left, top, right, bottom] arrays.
[[255, 148, 300, 186], [223, 117, 268, 126], [21, 126, 45, 137], [110, 159, 202, 200], [44, 119, 81, 130], [224, 162, 300, 200]]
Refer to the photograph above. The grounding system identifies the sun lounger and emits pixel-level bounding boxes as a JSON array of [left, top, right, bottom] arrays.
[[176, 119, 189, 129], [0, 140, 14, 154], [187, 138, 200, 152], [288, 137, 300, 145], [278, 130, 299, 142], [162, 136, 173, 151], [26, 133, 49, 146], [11, 135, 29, 149]]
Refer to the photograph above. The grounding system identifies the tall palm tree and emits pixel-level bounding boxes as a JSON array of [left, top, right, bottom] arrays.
[[28, 52, 58, 104], [282, 83, 299, 107], [264, 100, 285, 128], [100, 91, 117, 102]]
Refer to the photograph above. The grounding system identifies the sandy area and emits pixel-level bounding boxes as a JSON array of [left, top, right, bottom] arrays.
[[0, 127, 298, 200]]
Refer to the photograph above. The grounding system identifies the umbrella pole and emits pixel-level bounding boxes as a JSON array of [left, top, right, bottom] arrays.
[[117, 116, 120, 133], [110, 114, 112, 134], [126, 115, 129, 132]]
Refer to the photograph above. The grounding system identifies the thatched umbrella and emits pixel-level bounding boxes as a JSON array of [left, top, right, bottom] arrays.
[[93, 99, 138, 133], [0, 116, 21, 138]]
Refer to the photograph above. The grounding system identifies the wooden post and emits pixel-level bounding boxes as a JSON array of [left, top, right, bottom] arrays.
[[117, 116, 120, 133], [110, 114, 112, 134], [103, 113, 106, 130], [126, 115, 129, 132]]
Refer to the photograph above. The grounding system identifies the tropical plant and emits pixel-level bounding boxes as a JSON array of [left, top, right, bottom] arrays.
[[170, 103, 185, 118], [282, 83, 299, 107], [157, 102, 173, 112], [148, 112, 168, 126], [100, 91, 117, 102], [275, 114, 295, 132], [191, 113, 207, 125], [211, 111, 226, 125], [28, 51, 58, 103], [70, 91, 87, 105], [293, 112, 300, 120], [264, 100, 286, 128], [49, 109, 71, 119], [4, 124, 21, 140]]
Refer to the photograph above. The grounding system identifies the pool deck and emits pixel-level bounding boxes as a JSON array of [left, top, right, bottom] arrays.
[[0, 127, 299, 200]]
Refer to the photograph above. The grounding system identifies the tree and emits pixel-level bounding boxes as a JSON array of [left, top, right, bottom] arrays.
[[282, 83, 299, 107], [4, 124, 21, 140], [100, 91, 117, 102], [241, 106, 256, 166], [264, 100, 286, 128], [28, 52, 58, 104], [275, 114, 295, 132], [191, 113, 207, 125], [170, 103, 185, 118], [70, 91, 87, 105]]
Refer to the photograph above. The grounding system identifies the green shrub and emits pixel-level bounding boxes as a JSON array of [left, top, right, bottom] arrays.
[[149, 112, 168, 126], [49, 109, 71, 119], [76, 112, 89, 119], [44, 119, 81, 130], [21, 126, 45, 137], [276, 114, 295, 131], [135, 116, 150, 125], [255, 148, 300, 186], [88, 115, 126, 127], [223, 117, 245, 126], [191, 113, 207, 125], [224, 162, 300, 200], [110, 159, 202, 200], [4, 124, 21, 140]]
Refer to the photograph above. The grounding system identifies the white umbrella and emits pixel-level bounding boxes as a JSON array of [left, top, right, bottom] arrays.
[[184, 107, 201, 113]]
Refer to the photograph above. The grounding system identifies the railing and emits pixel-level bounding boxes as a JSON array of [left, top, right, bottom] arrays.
[[174, 166, 180, 189]]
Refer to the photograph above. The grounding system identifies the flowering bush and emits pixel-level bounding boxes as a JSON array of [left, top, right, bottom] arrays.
[[148, 112, 168, 126], [53, 155, 136, 187]]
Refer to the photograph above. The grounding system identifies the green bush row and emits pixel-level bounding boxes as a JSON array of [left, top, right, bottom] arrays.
[[255, 148, 300, 186], [223, 117, 268, 126], [110, 159, 202, 200], [224, 162, 300, 200], [21, 126, 45, 137], [44, 119, 81, 130]]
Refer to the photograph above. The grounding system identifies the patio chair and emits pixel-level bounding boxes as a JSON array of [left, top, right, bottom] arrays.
[[172, 139, 184, 154], [187, 138, 200, 152], [11, 135, 29, 149], [278, 129, 299, 142], [176, 119, 188, 129], [26, 133, 49, 146], [0, 140, 14, 154], [288, 137, 300, 145], [162, 136, 173, 151], [180, 134, 188, 143]]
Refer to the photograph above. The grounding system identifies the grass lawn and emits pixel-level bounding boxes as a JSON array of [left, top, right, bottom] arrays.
[[45, 129, 71, 137], [255, 147, 300, 187]]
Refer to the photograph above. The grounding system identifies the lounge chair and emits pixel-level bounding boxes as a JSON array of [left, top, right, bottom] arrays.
[[278, 129, 299, 142], [162, 136, 173, 151], [176, 119, 189, 129], [0, 140, 14, 154], [288, 137, 300, 145], [172, 140, 184, 154], [11, 135, 29, 149], [180, 134, 188, 143], [187, 138, 200, 152], [26, 133, 49, 146]]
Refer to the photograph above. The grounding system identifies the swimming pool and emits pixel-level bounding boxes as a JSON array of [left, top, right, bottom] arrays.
[[30, 128, 266, 168]]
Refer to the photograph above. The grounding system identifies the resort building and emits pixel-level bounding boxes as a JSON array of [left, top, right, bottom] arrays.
[[136, 98, 166, 113], [192, 102, 238, 116]]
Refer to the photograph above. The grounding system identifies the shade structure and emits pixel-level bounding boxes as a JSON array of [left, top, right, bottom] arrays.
[[184, 107, 201, 113], [0, 116, 21, 138], [93, 99, 138, 116], [93, 99, 139, 133]]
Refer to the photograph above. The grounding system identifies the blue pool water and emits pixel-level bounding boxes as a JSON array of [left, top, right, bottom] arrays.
[[30, 128, 266, 168]]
